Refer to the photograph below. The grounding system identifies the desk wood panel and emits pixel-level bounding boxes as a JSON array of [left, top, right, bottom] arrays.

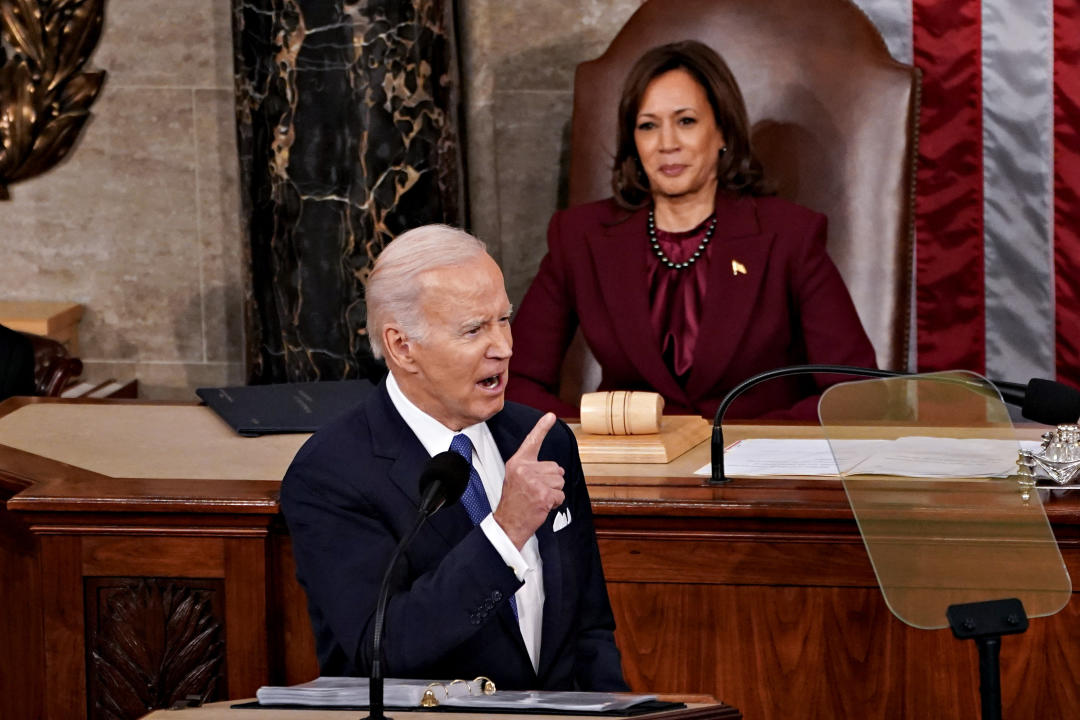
[[83, 536, 226, 576], [610, 584, 914, 719], [41, 535, 87, 719], [599, 535, 877, 586], [271, 534, 320, 684], [0, 486, 43, 720], [607, 560, 1080, 719], [224, 538, 271, 699]]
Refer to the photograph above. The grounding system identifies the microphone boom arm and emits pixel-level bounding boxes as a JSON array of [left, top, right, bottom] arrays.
[[709, 364, 897, 485], [367, 511, 429, 720], [365, 450, 468, 720]]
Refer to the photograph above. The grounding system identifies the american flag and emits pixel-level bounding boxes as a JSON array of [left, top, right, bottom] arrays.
[[852, 0, 1080, 389]]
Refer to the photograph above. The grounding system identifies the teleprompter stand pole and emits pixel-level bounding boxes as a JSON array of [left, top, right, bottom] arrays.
[[946, 598, 1029, 720]]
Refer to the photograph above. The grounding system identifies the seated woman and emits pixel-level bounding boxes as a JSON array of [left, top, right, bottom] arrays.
[[508, 40, 876, 419]]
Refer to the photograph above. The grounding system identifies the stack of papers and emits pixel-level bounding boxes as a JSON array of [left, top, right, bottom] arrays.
[[696, 437, 1044, 478], [255, 676, 658, 712], [256, 677, 431, 707]]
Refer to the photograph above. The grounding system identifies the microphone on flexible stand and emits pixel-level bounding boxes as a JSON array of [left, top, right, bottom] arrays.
[[364, 451, 470, 720], [1020, 378, 1080, 425], [707, 364, 1042, 485]]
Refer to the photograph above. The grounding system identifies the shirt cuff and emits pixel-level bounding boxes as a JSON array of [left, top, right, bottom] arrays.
[[479, 513, 531, 582]]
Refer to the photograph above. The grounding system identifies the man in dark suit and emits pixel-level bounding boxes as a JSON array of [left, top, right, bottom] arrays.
[[280, 225, 627, 691], [0, 323, 36, 402]]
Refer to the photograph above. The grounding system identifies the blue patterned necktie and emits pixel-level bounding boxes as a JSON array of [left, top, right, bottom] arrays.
[[448, 433, 518, 619]]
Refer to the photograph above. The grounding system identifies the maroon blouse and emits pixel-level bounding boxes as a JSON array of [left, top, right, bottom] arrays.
[[646, 215, 716, 381]]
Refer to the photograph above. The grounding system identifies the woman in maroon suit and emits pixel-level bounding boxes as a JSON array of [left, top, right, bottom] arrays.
[[508, 41, 876, 419]]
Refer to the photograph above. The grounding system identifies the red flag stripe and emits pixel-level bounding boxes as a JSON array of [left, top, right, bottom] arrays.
[[1054, 0, 1080, 389], [912, 0, 985, 374]]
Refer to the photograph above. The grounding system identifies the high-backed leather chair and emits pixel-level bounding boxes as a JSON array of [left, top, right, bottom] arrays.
[[558, 0, 918, 402], [27, 333, 83, 397]]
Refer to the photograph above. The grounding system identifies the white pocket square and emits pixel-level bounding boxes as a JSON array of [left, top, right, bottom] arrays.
[[553, 507, 572, 532]]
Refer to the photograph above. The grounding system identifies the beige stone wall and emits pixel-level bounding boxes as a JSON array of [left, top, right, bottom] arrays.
[[1, 0, 243, 400], [460, 0, 644, 305], [1, 0, 642, 399]]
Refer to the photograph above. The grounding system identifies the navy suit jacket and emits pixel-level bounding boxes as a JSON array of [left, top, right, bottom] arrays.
[[508, 192, 877, 419], [280, 381, 627, 691]]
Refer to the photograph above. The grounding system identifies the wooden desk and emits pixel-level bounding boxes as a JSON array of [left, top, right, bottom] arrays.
[[2, 399, 1079, 720], [139, 699, 739, 719]]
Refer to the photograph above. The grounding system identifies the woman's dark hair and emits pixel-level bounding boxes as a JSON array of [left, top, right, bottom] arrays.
[[612, 40, 770, 209]]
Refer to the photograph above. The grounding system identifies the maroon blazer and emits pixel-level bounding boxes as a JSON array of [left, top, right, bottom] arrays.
[[507, 192, 877, 419]]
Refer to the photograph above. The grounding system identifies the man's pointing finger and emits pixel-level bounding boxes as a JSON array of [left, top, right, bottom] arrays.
[[514, 412, 557, 460]]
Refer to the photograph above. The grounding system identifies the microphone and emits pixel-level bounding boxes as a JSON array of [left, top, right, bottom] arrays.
[[1021, 378, 1080, 425], [707, 365, 1040, 485], [417, 450, 471, 516], [365, 451, 469, 720]]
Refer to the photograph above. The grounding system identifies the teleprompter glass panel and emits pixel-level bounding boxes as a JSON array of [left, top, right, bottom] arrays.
[[818, 371, 1071, 629]]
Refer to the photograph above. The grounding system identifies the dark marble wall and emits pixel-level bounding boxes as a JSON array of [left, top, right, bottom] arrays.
[[233, 0, 465, 383]]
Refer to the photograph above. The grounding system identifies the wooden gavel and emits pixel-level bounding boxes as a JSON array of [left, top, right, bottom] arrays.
[[579, 391, 664, 435]]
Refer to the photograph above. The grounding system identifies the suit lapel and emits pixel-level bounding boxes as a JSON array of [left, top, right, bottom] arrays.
[[685, 195, 774, 399], [587, 210, 691, 406], [367, 384, 473, 549]]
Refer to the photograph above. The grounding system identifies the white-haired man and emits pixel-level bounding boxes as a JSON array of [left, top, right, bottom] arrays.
[[281, 225, 627, 691]]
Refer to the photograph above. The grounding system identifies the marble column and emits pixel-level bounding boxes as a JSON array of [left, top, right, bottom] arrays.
[[233, 0, 466, 383]]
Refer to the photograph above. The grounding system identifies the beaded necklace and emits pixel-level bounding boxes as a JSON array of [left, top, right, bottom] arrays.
[[647, 209, 717, 270]]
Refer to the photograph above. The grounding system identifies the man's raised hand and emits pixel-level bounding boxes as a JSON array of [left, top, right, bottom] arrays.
[[494, 412, 565, 549]]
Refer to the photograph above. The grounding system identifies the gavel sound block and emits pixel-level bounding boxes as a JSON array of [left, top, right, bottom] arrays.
[[573, 391, 711, 463]]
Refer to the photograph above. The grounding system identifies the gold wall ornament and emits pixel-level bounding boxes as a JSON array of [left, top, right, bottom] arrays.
[[0, 0, 106, 200]]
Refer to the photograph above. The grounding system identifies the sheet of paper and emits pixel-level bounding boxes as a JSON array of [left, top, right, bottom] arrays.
[[442, 690, 658, 712], [695, 438, 873, 477], [696, 438, 1044, 478], [844, 437, 1044, 478]]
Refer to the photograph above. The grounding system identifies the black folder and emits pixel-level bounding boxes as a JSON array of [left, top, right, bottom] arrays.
[[196, 380, 375, 436]]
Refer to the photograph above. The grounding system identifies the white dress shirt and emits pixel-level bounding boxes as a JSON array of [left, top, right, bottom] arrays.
[[386, 373, 544, 671]]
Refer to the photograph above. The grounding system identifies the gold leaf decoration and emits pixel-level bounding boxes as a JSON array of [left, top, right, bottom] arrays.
[[0, 0, 106, 199]]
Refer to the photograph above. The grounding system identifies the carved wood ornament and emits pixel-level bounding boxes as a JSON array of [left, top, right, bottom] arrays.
[[0, 0, 106, 199], [88, 579, 225, 720]]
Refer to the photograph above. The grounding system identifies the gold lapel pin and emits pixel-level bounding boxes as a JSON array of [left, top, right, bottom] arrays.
[[731, 259, 748, 276]]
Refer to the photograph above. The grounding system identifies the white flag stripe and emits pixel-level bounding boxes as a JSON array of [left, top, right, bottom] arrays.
[[853, 0, 1058, 383], [981, 0, 1056, 383]]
